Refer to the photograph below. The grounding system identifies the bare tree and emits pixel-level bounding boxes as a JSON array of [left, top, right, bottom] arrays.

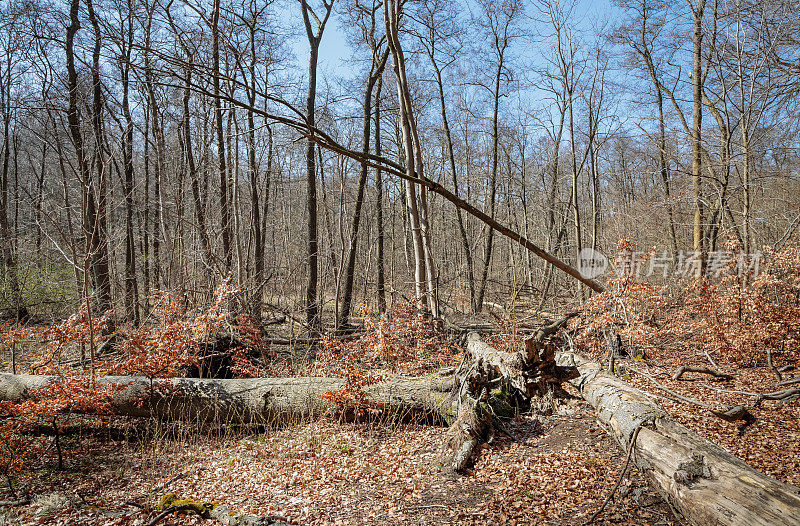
[[409, 0, 475, 312], [474, 0, 523, 312], [299, 0, 334, 329], [338, 0, 389, 329], [383, 0, 438, 315]]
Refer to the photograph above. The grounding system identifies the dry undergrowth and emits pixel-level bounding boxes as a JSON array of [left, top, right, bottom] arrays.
[[0, 405, 676, 525], [2, 243, 800, 524], [573, 241, 800, 487]]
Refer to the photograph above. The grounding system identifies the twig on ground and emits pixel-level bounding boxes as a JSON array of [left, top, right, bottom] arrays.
[[585, 424, 643, 525], [673, 366, 734, 381], [766, 349, 783, 381], [147, 504, 207, 526], [627, 367, 712, 409], [754, 389, 800, 407], [703, 350, 724, 372]]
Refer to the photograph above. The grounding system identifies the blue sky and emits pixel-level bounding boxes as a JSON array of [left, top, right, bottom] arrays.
[[286, 0, 621, 79]]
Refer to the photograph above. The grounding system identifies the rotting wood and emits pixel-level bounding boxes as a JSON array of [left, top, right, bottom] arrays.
[[557, 351, 800, 526], [441, 332, 578, 472], [0, 374, 457, 425]]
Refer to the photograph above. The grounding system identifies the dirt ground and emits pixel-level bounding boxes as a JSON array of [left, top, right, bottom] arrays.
[[0, 396, 679, 526]]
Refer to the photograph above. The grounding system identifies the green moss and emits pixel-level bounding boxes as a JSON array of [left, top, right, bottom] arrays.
[[488, 396, 515, 419], [157, 493, 217, 517]]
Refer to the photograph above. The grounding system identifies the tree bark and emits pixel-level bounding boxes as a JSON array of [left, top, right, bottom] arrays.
[[557, 351, 800, 526], [0, 373, 455, 426], [690, 0, 707, 276]]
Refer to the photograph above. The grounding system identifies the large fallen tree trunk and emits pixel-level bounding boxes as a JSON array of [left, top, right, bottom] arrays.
[[7, 334, 799, 525], [0, 332, 575, 474], [0, 374, 456, 425], [557, 352, 800, 526]]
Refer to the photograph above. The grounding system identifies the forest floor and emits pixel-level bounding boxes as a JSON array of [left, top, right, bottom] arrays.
[[0, 396, 678, 525], [1, 307, 798, 525], [625, 362, 800, 487]]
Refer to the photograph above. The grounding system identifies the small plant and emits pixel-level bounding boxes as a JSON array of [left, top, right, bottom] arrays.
[[317, 302, 458, 416]]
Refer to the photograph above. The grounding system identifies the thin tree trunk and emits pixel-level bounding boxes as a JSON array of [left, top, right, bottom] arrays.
[[374, 75, 387, 314], [431, 62, 474, 312], [384, 0, 430, 312], [120, 2, 138, 325], [212, 0, 232, 273], [691, 0, 707, 276], [0, 60, 20, 320], [181, 55, 212, 279], [476, 55, 505, 313], [247, 35, 264, 322], [568, 87, 583, 300], [86, 0, 113, 317], [299, 0, 333, 330], [339, 47, 389, 328]]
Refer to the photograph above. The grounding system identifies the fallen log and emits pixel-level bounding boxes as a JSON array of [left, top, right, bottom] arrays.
[[0, 332, 578, 475], [0, 374, 456, 425], [557, 352, 800, 526]]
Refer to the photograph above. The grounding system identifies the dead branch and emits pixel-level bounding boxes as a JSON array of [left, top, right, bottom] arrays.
[[766, 349, 783, 381], [754, 388, 800, 407], [627, 367, 713, 409], [672, 365, 734, 381], [533, 312, 578, 343]]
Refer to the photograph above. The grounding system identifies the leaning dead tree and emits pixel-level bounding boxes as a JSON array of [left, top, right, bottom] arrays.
[[166, 43, 606, 297]]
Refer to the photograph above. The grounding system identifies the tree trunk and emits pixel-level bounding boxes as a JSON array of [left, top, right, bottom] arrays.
[[120, 3, 139, 326], [0, 373, 455, 426], [432, 61, 474, 313], [0, 58, 20, 320], [374, 75, 387, 314], [384, 0, 437, 315], [299, 0, 333, 330], [245, 18, 263, 322], [557, 351, 800, 526], [212, 0, 232, 273], [0, 332, 575, 474], [181, 54, 213, 280], [476, 50, 505, 313], [339, 47, 389, 329], [86, 0, 114, 318], [690, 0, 707, 276]]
